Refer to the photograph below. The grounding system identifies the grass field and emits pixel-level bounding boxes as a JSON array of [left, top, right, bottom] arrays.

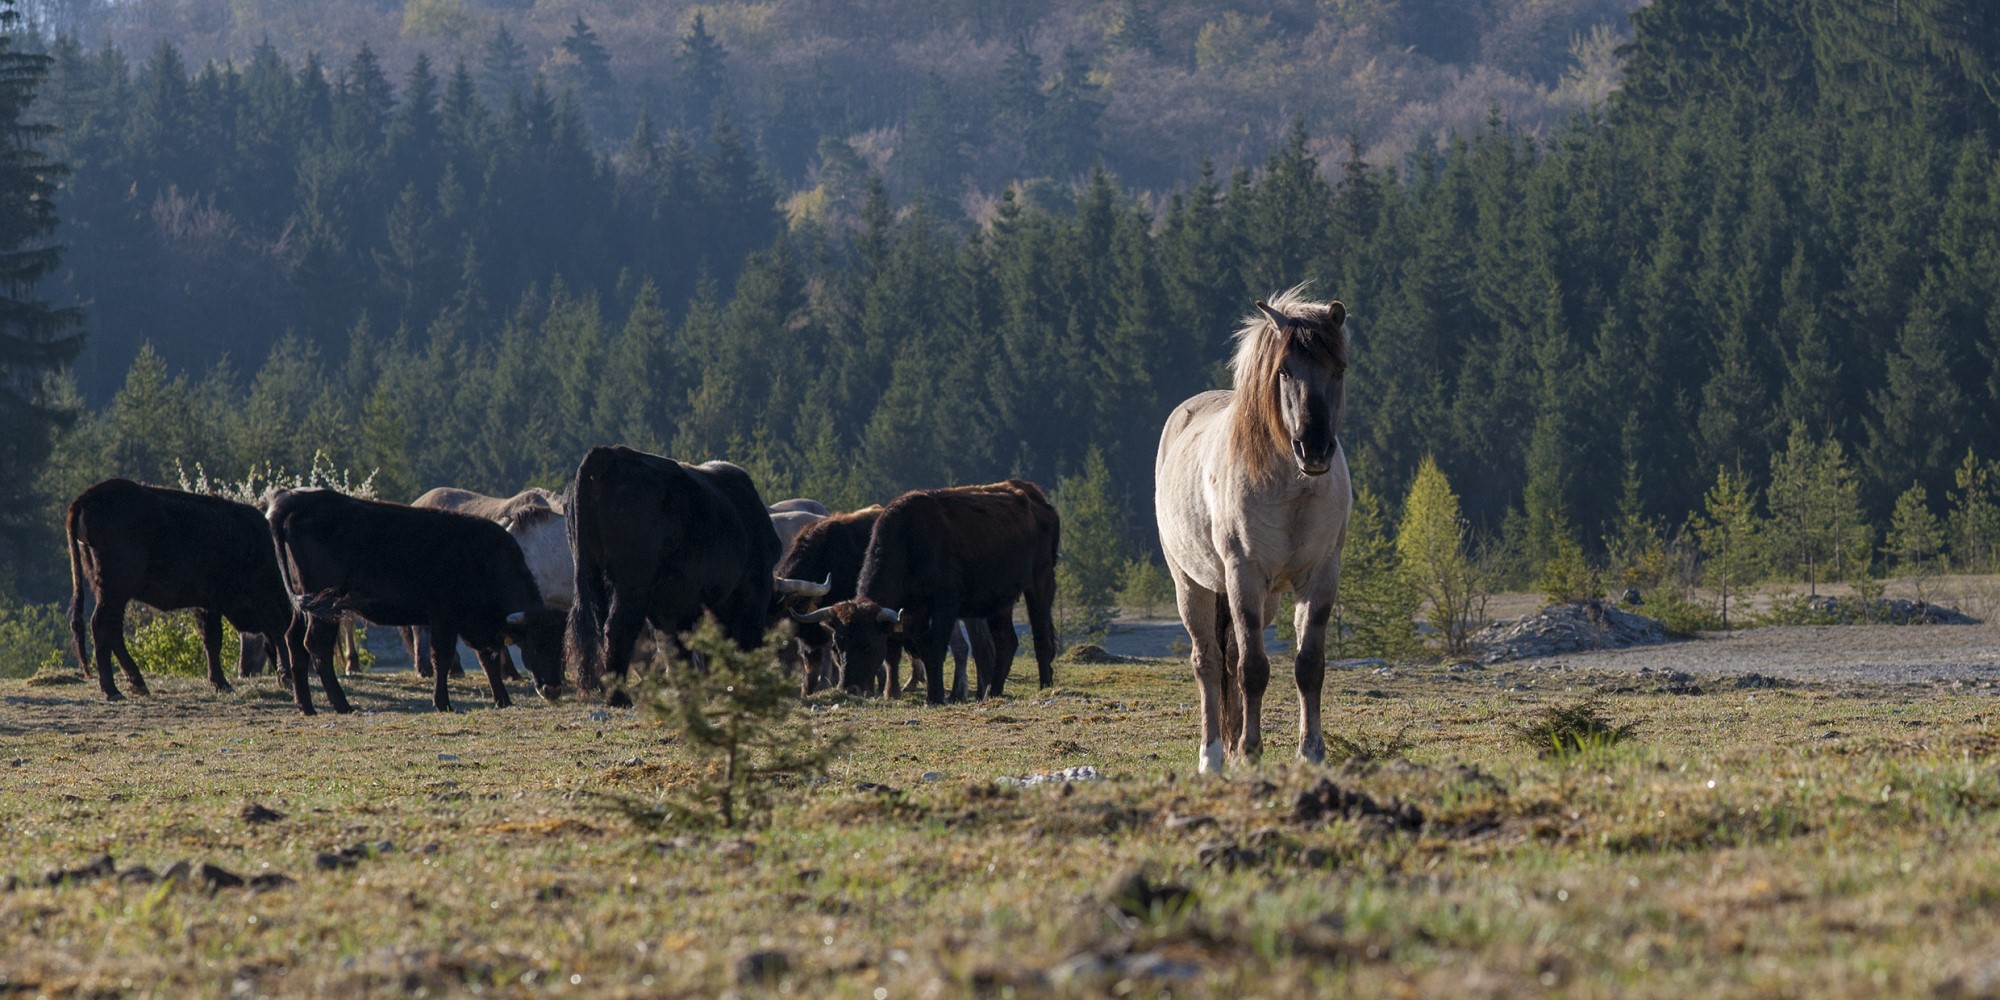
[[4, 645, 2000, 998]]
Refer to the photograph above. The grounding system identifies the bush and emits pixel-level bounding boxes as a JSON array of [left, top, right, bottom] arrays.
[[1116, 558, 1176, 618], [1512, 701, 1638, 759], [1538, 531, 1601, 606], [1645, 590, 1726, 636], [0, 601, 67, 679], [621, 618, 854, 829], [124, 611, 239, 678]]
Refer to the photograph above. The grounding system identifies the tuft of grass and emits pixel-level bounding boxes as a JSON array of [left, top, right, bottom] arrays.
[[1326, 723, 1416, 764], [1510, 700, 1638, 758]]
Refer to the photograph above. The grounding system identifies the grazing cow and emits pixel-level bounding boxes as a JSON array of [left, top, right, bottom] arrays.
[[769, 509, 827, 558], [1155, 288, 1350, 772], [400, 486, 573, 678], [565, 446, 817, 694], [65, 479, 303, 703], [775, 506, 984, 699], [267, 489, 567, 713], [796, 481, 1059, 706]]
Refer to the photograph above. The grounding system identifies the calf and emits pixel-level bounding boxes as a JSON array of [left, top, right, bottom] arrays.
[[65, 479, 305, 704], [401, 486, 572, 678], [776, 506, 985, 699], [267, 489, 566, 713]]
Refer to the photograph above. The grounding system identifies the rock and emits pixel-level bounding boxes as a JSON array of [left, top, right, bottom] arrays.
[[240, 803, 286, 825], [116, 866, 158, 884], [1121, 951, 1205, 981], [853, 781, 900, 795], [315, 851, 358, 871], [161, 860, 193, 883], [44, 853, 117, 887], [1015, 765, 1103, 787], [436, 753, 460, 762], [1334, 657, 1389, 671], [247, 873, 295, 892], [1196, 841, 1259, 871], [195, 863, 244, 890], [920, 771, 945, 782], [735, 950, 792, 985], [1106, 868, 1193, 922], [1733, 673, 1789, 690], [1473, 600, 1676, 664]]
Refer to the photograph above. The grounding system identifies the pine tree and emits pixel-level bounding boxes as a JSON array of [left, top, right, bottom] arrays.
[[991, 37, 1044, 175], [1396, 457, 1481, 657], [1693, 466, 1759, 628], [557, 16, 614, 97], [676, 12, 728, 132], [1865, 274, 1965, 505], [1766, 421, 1863, 594], [1946, 448, 2000, 571], [0, 0, 82, 572], [479, 25, 527, 102], [1887, 481, 1944, 601], [899, 72, 967, 205], [1054, 447, 1123, 644], [1330, 484, 1423, 661]]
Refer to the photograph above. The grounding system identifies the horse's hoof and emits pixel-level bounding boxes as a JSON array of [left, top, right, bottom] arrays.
[[1197, 740, 1226, 774], [1298, 737, 1327, 765]]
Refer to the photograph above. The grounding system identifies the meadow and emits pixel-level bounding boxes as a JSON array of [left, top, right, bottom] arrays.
[[4, 631, 2000, 998]]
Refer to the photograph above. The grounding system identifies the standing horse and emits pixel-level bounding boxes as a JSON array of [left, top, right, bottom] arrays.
[[1154, 287, 1351, 773]]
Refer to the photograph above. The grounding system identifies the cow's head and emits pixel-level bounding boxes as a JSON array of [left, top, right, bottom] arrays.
[[503, 608, 569, 700], [791, 598, 901, 691]]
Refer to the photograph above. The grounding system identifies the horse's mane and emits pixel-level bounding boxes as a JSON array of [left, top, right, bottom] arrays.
[[1227, 284, 1348, 482]]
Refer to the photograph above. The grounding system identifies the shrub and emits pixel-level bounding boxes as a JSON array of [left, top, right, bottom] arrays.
[[0, 601, 67, 679], [1512, 701, 1638, 759], [1645, 589, 1726, 636], [1397, 457, 1486, 658], [1538, 530, 1601, 606], [123, 611, 239, 678], [1115, 558, 1176, 619], [621, 618, 854, 829]]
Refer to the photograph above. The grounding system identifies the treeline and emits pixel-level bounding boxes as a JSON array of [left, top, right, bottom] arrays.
[[11, 0, 2000, 611]]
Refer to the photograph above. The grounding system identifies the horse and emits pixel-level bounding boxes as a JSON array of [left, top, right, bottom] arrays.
[[1153, 286, 1351, 773]]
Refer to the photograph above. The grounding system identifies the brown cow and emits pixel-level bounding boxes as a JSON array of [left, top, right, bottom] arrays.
[[795, 480, 1059, 706], [65, 479, 316, 705]]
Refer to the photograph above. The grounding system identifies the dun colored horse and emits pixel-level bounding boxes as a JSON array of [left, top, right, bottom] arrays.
[[1154, 286, 1352, 772]]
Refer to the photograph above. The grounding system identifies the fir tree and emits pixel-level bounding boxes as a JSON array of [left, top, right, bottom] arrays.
[[1946, 448, 2000, 571], [1330, 484, 1422, 661], [1053, 447, 1123, 644], [479, 25, 527, 102], [676, 12, 728, 132], [1887, 482, 1944, 601], [1693, 466, 1759, 628], [557, 16, 614, 97]]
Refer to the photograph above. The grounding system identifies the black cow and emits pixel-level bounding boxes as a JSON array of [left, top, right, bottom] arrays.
[[266, 489, 567, 713], [774, 506, 987, 699], [565, 446, 808, 695], [65, 479, 303, 704], [797, 480, 1059, 706]]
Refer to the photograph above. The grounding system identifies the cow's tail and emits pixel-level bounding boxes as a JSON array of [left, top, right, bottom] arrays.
[[564, 448, 612, 692], [65, 498, 89, 675], [264, 490, 306, 609]]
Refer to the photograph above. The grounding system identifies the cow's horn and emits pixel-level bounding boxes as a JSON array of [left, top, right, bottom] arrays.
[[875, 607, 902, 624], [1256, 300, 1297, 329], [505, 612, 526, 627], [774, 574, 833, 598], [791, 606, 836, 625]]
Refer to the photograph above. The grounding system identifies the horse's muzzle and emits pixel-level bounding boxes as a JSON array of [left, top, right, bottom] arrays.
[[1293, 440, 1333, 477]]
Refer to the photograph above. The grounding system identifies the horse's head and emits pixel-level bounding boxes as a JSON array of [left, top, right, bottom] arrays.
[[1245, 295, 1347, 477]]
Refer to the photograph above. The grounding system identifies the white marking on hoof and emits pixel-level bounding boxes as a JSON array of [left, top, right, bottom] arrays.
[[1197, 740, 1226, 774]]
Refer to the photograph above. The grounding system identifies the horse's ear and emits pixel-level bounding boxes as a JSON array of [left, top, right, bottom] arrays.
[[1326, 301, 1346, 328], [1255, 300, 1291, 329]]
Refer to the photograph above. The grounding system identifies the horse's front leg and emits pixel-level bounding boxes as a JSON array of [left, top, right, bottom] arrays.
[[1173, 576, 1227, 773], [1225, 570, 1273, 766], [1292, 594, 1333, 764]]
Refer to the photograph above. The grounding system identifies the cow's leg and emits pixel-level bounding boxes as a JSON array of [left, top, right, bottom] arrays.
[[881, 643, 902, 699], [400, 627, 428, 676], [88, 600, 127, 701], [947, 620, 970, 703], [340, 616, 362, 675], [920, 617, 954, 708], [1025, 575, 1058, 689], [284, 615, 317, 716], [474, 647, 513, 709], [429, 624, 460, 712], [195, 610, 232, 693], [1224, 569, 1272, 766], [796, 639, 820, 697], [983, 609, 1020, 698], [306, 616, 353, 714], [601, 598, 647, 693], [106, 612, 150, 697], [964, 620, 995, 699], [237, 634, 268, 677]]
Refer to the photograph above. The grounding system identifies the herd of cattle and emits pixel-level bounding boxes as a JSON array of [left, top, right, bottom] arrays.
[[63, 444, 1063, 715]]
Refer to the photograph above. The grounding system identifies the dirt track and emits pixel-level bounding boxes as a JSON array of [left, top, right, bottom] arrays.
[[1531, 622, 2000, 685]]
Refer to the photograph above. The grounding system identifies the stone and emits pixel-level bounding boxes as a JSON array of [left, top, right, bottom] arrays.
[[1473, 600, 1676, 664], [195, 863, 244, 890]]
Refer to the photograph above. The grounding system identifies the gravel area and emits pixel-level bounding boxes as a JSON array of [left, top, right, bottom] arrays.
[[1534, 622, 2000, 684]]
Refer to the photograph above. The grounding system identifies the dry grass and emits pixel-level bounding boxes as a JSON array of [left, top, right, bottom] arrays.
[[2, 655, 2000, 997]]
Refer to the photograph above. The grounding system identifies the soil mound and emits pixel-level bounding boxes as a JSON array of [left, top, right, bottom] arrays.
[[1475, 600, 1676, 664]]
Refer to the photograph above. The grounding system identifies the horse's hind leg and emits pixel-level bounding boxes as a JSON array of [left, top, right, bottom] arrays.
[[1214, 593, 1245, 762]]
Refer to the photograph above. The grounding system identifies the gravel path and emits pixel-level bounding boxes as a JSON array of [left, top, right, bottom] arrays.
[[1525, 622, 2000, 684]]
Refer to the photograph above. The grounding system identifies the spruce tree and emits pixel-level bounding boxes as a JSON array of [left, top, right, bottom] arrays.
[[557, 16, 614, 98], [1330, 484, 1423, 661], [0, 0, 81, 573], [1946, 448, 2000, 571], [676, 12, 728, 132], [1693, 466, 1759, 628], [1887, 482, 1944, 602], [1865, 275, 1964, 505], [479, 25, 527, 102], [1053, 447, 1124, 644]]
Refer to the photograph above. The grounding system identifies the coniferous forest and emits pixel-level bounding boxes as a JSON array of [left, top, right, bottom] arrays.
[[2, 0, 2000, 609]]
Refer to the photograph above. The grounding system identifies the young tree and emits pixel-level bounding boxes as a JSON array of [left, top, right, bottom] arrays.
[[1396, 456, 1482, 658], [1054, 446, 1123, 644], [1887, 482, 1944, 604], [0, 0, 82, 583], [1330, 484, 1423, 661], [1766, 421, 1862, 594], [1947, 448, 2000, 572], [1692, 466, 1759, 628]]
